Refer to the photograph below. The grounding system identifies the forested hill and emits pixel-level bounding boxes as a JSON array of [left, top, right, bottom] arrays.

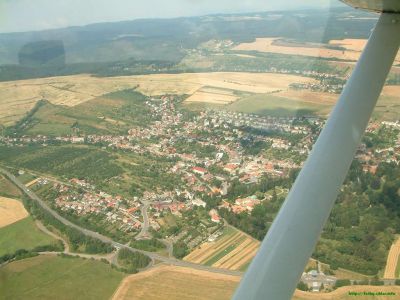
[[0, 7, 376, 65]]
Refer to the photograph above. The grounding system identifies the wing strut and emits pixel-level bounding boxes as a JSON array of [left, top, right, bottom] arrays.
[[233, 13, 400, 300]]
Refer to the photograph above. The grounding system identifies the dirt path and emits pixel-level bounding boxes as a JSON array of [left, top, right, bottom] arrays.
[[383, 237, 400, 279], [35, 220, 70, 253], [35, 220, 121, 264]]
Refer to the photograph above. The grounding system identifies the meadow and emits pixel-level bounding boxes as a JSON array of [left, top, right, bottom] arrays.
[[0, 217, 57, 256], [226, 93, 331, 117], [225, 86, 400, 121], [0, 175, 22, 198], [0, 255, 125, 300], [15, 89, 152, 136]]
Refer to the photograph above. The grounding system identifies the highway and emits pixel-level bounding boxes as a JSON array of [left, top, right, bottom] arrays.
[[1, 168, 243, 277]]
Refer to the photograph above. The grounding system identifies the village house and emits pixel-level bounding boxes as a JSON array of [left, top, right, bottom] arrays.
[[209, 209, 221, 223], [192, 198, 207, 208], [193, 166, 207, 176]]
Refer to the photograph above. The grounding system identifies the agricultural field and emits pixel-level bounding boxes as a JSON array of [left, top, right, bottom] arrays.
[[226, 93, 332, 117], [17, 89, 152, 136], [185, 87, 239, 105], [1, 71, 399, 126], [232, 37, 400, 63], [111, 265, 240, 300], [0, 217, 57, 256], [0, 72, 316, 126], [0, 255, 125, 300], [0, 145, 123, 184], [111, 264, 399, 300], [373, 87, 400, 121], [0, 144, 179, 199], [329, 39, 367, 52], [16, 172, 36, 184], [0, 196, 28, 228], [225, 85, 400, 121], [183, 227, 260, 271], [384, 237, 400, 279], [0, 175, 22, 198], [293, 286, 400, 300], [0, 75, 140, 126]]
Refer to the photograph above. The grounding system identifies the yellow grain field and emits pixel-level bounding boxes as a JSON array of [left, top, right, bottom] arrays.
[[329, 39, 367, 52], [233, 37, 400, 63], [383, 237, 400, 279], [111, 265, 241, 300], [111, 265, 400, 300], [0, 72, 316, 125], [0, 196, 29, 228]]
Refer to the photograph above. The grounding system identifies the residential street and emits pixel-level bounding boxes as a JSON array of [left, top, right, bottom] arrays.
[[1, 167, 243, 277]]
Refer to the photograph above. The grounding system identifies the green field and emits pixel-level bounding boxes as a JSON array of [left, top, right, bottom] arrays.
[[372, 95, 400, 122], [162, 213, 178, 227], [0, 175, 22, 198], [0, 217, 57, 257], [0, 255, 125, 300], [0, 145, 123, 184], [226, 94, 329, 117], [23, 89, 152, 136], [204, 244, 238, 266], [239, 261, 251, 272], [0, 143, 179, 198], [16, 172, 36, 184]]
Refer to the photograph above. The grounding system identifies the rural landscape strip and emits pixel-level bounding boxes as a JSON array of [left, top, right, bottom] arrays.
[[0, 167, 243, 277]]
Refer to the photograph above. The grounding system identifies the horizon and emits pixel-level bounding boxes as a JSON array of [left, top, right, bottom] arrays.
[[0, 0, 345, 34]]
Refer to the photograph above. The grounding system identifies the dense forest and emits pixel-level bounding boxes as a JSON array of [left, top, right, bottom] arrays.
[[221, 160, 400, 275]]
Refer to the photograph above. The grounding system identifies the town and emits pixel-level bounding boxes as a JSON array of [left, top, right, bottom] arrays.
[[1, 95, 399, 262]]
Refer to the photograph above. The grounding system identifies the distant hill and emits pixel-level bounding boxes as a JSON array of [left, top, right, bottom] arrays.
[[0, 7, 376, 66]]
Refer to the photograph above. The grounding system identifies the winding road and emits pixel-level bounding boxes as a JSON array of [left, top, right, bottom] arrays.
[[1, 168, 243, 277]]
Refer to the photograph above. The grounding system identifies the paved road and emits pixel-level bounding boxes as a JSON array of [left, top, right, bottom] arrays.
[[135, 200, 151, 240], [1, 168, 243, 277]]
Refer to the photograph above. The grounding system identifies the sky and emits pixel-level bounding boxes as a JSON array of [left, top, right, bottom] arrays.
[[0, 0, 344, 33]]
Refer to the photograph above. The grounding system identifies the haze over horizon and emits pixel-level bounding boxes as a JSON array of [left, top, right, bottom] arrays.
[[0, 0, 344, 33]]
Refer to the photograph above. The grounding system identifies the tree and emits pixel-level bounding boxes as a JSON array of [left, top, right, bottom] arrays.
[[173, 241, 189, 259], [297, 281, 308, 291]]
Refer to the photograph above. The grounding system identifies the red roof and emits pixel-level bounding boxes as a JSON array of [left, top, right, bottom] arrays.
[[193, 166, 207, 174], [127, 207, 139, 214]]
